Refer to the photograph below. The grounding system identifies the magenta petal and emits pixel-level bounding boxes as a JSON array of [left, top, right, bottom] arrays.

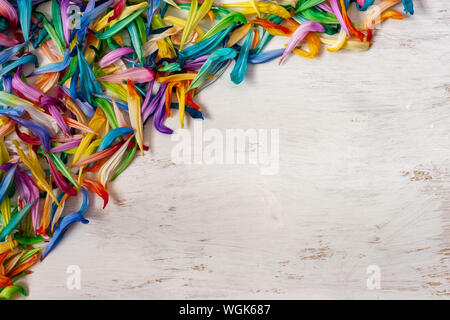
[[47, 104, 69, 134], [329, 0, 351, 38], [279, 21, 325, 64], [94, 67, 155, 84], [0, 32, 19, 47], [12, 67, 44, 102], [14, 167, 40, 232], [61, 0, 71, 45], [357, 0, 366, 7], [97, 47, 135, 68], [49, 139, 82, 153]]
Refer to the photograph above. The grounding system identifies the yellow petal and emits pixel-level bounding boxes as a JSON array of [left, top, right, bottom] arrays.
[[127, 81, 144, 155]]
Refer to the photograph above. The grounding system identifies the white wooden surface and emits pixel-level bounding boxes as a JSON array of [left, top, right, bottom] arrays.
[[23, 0, 449, 299]]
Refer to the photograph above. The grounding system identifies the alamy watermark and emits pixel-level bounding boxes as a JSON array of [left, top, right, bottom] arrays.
[[66, 265, 81, 290], [171, 120, 279, 175], [366, 265, 381, 290]]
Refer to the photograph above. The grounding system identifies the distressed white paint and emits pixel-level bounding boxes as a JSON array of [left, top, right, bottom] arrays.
[[22, 0, 449, 299]]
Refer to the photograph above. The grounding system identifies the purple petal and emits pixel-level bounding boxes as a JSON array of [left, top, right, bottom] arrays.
[[153, 90, 172, 135], [97, 47, 135, 68], [142, 83, 166, 122], [329, 0, 350, 37], [12, 67, 43, 102], [280, 21, 325, 64], [61, 0, 71, 45], [14, 167, 40, 232], [318, 2, 333, 13], [47, 104, 69, 133], [94, 67, 155, 84], [183, 55, 209, 71], [7, 115, 52, 151], [49, 139, 82, 153]]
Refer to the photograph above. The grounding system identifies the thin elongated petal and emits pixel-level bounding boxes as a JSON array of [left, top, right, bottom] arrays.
[[7, 115, 51, 151], [60, 0, 71, 45], [0, 106, 25, 117], [42, 187, 90, 259], [14, 167, 40, 232], [82, 178, 109, 208], [126, 81, 144, 154], [93, 2, 147, 32], [0, 285, 27, 300], [230, 27, 253, 84], [279, 21, 324, 64], [0, 33, 20, 47], [94, 5, 149, 40], [97, 127, 134, 152], [0, 200, 37, 240], [0, 164, 17, 205], [188, 48, 236, 92], [401, 0, 414, 14], [12, 68, 44, 102], [179, 25, 234, 62], [248, 48, 284, 64], [49, 140, 82, 153], [111, 143, 137, 181], [73, 142, 125, 167], [98, 134, 134, 186], [43, 151, 77, 196], [8, 253, 39, 277], [14, 141, 59, 205], [17, 0, 32, 42], [94, 67, 155, 84], [0, 43, 26, 65], [32, 49, 71, 75], [63, 117, 96, 134], [154, 95, 172, 134], [0, 54, 38, 78], [98, 47, 135, 68], [109, 0, 126, 23]]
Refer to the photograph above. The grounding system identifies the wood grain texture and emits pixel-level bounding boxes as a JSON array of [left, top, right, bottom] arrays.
[[23, 0, 449, 299]]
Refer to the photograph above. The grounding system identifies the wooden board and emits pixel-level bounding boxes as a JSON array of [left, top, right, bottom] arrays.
[[23, 0, 449, 299]]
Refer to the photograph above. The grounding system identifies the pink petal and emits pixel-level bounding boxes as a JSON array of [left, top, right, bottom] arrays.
[[94, 67, 155, 84], [98, 47, 135, 68], [279, 21, 324, 64]]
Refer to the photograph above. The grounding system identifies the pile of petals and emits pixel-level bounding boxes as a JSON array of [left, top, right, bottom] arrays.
[[0, 0, 414, 299]]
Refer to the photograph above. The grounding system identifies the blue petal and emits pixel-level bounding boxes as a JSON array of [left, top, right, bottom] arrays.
[[42, 187, 90, 259], [17, 0, 32, 42], [147, 0, 163, 35], [0, 54, 38, 78], [0, 106, 26, 117], [32, 49, 71, 75], [401, 0, 414, 14], [230, 26, 253, 84], [0, 43, 27, 65], [97, 127, 134, 152], [170, 103, 204, 120], [179, 25, 234, 62], [187, 48, 236, 91], [0, 164, 17, 205], [77, 49, 102, 103], [248, 48, 284, 64]]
